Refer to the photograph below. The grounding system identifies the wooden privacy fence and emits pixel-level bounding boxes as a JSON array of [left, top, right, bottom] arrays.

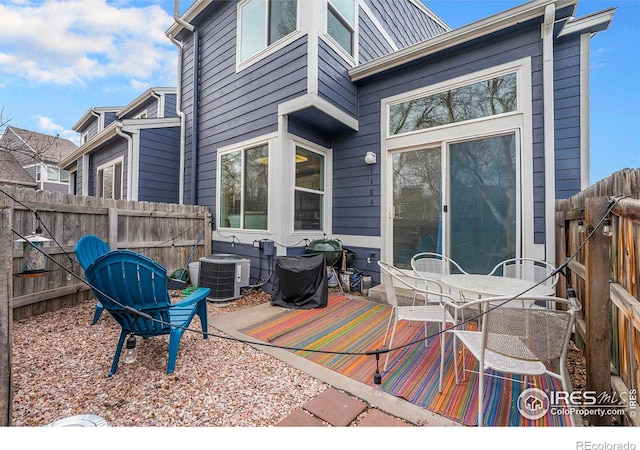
[[556, 168, 640, 426], [1, 185, 212, 320]]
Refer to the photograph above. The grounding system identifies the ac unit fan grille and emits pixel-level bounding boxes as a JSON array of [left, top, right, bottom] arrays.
[[199, 262, 236, 300]]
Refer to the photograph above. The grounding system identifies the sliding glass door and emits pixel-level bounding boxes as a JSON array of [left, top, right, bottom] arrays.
[[392, 134, 517, 274]]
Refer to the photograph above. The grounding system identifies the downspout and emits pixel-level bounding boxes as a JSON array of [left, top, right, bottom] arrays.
[[150, 88, 164, 118], [84, 108, 102, 196], [169, 0, 199, 205], [115, 123, 134, 200], [542, 3, 556, 264]]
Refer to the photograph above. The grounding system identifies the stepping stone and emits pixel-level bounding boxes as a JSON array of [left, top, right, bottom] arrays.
[[356, 409, 413, 427], [302, 388, 368, 427], [275, 408, 326, 427]]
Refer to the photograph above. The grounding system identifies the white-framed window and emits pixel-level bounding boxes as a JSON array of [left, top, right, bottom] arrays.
[[326, 0, 356, 57], [238, 0, 298, 63], [35, 165, 41, 182], [134, 110, 148, 119], [36, 164, 69, 183], [97, 159, 123, 200], [219, 143, 269, 230], [294, 145, 325, 231], [80, 132, 88, 145]]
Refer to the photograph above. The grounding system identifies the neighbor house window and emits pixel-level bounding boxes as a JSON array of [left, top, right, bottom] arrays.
[[327, 0, 355, 56], [294, 146, 325, 231], [46, 165, 69, 182], [220, 144, 269, 230], [389, 72, 518, 136], [97, 160, 123, 200], [240, 0, 297, 61]]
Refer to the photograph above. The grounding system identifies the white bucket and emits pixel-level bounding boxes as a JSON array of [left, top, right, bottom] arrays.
[[189, 262, 200, 286]]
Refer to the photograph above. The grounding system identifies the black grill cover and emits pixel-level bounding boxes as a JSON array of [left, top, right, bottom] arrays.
[[271, 254, 328, 309]]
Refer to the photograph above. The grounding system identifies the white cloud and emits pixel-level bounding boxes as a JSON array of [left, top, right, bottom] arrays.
[[0, 0, 176, 87], [37, 115, 65, 133]]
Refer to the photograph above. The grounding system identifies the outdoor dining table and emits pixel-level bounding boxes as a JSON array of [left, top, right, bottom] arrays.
[[440, 273, 555, 299]]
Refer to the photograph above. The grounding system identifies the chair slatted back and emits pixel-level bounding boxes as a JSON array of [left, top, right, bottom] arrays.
[[491, 258, 558, 288], [85, 250, 173, 336], [378, 261, 400, 308]]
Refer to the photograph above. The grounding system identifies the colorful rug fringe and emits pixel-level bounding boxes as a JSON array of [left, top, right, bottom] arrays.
[[240, 295, 571, 426]]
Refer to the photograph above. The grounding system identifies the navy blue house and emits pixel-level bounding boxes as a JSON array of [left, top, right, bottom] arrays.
[[164, 0, 613, 288], [61, 87, 181, 204]]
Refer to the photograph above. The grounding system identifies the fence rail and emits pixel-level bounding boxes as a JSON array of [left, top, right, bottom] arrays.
[[1, 186, 212, 320]]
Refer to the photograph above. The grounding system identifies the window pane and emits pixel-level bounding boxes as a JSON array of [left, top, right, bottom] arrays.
[[60, 169, 69, 182], [330, 0, 354, 25], [36, 166, 41, 181], [221, 152, 242, 228], [449, 134, 516, 274], [46, 166, 58, 181], [269, 0, 296, 44], [241, 0, 267, 61], [327, 7, 353, 55], [244, 145, 268, 230], [114, 163, 122, 200], [102, 166, 114, 199], [389, 73, 517, 135], [295, 191, 322, 231], [295, 147, 324, 191]]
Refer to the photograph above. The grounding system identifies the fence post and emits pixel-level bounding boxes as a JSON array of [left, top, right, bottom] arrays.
[[0, 206, 14, 426], [584, 196, 612, 425]]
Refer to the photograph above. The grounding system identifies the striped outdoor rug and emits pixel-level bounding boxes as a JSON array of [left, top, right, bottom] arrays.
[[240, 295, 571, 426]]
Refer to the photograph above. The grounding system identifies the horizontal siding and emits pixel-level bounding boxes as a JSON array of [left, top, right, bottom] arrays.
[[184, 0, 308, 208], [317, 40, 357, 117], [364, 0, 446, 48], [138, 127, 181, 203], [334, 24, 545, 240], [358, 6, 394, 63], [288, 117, 333, 149], [554, 36, 582, 200], [88, 139, 128, 198]]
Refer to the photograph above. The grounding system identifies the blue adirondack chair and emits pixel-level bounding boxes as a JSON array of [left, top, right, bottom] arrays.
[[84, 250, 210, 376], [75, 235, 110, 324]]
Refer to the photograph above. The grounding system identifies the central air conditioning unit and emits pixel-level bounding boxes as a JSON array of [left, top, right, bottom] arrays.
[[198, 254, 251, 302]]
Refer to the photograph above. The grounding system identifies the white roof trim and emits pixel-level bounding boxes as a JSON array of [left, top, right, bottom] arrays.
[[349, 0, 577, 82], [558, 7, 615, 38], [278, 93, 359, 132], [117, 87, 176, 119]]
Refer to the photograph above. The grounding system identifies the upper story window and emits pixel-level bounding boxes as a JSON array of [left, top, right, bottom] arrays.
[[294, 146, 325, 231], [327, 0, 355, 56], [389, 73, 518, 136], [37, 165, 69, 183], [97, 159, 123, 200], [80, 132, 89, 145], [239, 0, 297, 62], [220, 144, 269, 230]]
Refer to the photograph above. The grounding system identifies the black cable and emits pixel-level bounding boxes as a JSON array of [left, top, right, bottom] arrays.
[[8, 195, 625, 362]]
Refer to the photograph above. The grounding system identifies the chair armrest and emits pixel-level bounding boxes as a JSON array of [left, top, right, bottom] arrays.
[[172, 287, 211, 307]]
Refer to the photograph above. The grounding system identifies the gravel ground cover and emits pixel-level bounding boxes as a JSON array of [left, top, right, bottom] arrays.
[[11, 287, 588, 428], [11, 290, 330, 427]]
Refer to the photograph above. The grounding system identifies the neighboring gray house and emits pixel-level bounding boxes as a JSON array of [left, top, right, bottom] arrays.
[[61, 87, 181, 203], [163, 0, 613, 286], [0, 126, 77, 193], [0, 149, 37, 190]]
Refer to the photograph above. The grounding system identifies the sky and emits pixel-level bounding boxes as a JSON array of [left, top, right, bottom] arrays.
[[0, 0, 638, 186]]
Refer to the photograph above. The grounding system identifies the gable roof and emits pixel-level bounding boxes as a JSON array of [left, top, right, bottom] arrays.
[[0, 149, 37, 188], [1, 126, 78, 166]]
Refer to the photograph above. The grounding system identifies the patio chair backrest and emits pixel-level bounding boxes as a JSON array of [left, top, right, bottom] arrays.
[[480, 295, 576, 362], [377, 261, 401, 308], [75, 234, 110, 271], [411, 252, 467, 277], [489, 258, 558, 288], [84, 250, 173, 336]]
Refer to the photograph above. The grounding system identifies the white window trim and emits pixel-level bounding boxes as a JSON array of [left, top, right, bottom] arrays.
[[96, 157, 124, 200], [322, 0, 358, 66], [292, 141, 329, 234], [217, 134, 277, 233], [380, 57, 539, 263], [236, 0, 304, 73]]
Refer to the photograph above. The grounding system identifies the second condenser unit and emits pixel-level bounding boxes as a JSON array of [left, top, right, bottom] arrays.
[[198, 254, 251, 302]]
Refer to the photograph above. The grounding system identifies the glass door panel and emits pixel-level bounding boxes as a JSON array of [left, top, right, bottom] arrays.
[[448, 134, 517, 274], [392, 147, 441, 269]]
